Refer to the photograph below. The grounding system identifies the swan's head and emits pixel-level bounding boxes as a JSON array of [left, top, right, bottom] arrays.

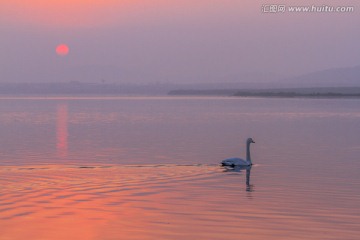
[[247, 138, 255, 144]]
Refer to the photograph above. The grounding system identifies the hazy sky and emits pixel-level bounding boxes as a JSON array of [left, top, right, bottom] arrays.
[[1, 0, 359, 84]]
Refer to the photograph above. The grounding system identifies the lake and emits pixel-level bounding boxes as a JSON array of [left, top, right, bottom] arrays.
[[0, 96, 359, 239]]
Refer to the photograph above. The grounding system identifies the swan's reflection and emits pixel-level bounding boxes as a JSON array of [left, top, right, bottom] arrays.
[[223, 165, 254, 192]]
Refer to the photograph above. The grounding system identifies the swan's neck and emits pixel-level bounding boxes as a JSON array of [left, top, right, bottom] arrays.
[[246, 142, 252, 163]]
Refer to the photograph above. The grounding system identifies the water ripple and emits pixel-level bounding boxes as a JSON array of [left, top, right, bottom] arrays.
[[0, 164, 359, 240]]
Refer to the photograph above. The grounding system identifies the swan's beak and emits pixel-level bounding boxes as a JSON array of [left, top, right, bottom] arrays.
[[252, 140, 255, 143]]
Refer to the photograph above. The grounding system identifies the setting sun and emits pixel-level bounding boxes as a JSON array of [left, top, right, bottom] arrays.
[[56, 44, 69, 56]]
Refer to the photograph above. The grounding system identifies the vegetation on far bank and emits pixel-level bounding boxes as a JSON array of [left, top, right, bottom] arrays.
[[168, 87, 360, 98], [233, 91, 360, 98]]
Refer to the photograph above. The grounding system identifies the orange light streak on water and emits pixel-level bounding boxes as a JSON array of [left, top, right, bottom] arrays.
[[57, 103, 68, 158]]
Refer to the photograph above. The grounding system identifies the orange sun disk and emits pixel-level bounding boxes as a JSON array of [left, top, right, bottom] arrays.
[[56, 44, 70, 56]]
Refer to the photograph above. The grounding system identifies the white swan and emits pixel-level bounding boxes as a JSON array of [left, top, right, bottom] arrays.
[[221, 138, 255, 167]]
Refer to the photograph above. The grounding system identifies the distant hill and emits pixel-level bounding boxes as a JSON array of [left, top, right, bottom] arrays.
[[1, 65, 359, 95], [167, 65, 360, 91], [283, 65, 360, 87]]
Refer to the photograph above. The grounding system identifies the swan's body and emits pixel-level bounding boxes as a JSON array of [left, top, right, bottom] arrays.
[[221, 138, 255, 167], [221, 158, 249, 167]]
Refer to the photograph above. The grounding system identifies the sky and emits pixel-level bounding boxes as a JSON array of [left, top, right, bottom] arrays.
[[0, 0, 359, 84]]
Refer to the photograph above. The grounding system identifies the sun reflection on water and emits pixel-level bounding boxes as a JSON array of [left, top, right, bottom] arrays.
[[56, 103, 68, 158]]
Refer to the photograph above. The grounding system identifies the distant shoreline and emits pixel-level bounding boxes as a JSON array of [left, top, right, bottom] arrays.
[[1, 82, 360, 98], [168, 87, 360, 98], [232, 92, 360, 98]]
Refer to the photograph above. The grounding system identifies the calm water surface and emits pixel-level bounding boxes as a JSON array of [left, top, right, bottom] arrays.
[[0, 96, 359, 239]]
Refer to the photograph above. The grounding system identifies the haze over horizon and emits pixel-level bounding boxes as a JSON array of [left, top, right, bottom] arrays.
[[1, 0, 359, 84]]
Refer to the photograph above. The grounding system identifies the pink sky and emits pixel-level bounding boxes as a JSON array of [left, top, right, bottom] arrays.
[[1, 1, 245, 28], [0, 0, 359, 84]]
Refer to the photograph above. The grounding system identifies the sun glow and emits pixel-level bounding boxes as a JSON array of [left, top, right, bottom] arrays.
[[0, 0, 207, 28], [56, 44, 70, 56], [0, 0, 169, 28], [1, 0, 131, 27]]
